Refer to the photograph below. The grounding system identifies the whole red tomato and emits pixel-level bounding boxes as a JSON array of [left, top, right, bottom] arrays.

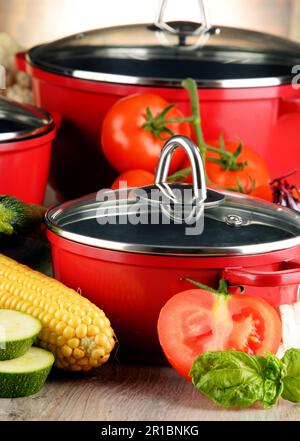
[[251, 185, 273, 202], [112, 169, 155, 190], [101, 94, 191, 174], [180, 140, 270, 193], [205, 140, 270, 193]]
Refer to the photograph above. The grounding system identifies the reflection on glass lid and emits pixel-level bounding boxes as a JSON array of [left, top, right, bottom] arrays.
[[0, 98, 54, 143], [45, 187, 300, 256], [27, 23, 300, 87]]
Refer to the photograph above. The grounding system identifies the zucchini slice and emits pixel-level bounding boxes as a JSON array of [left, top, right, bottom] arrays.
[[0, 347, 54, 398], [0, 310, 42, 361]]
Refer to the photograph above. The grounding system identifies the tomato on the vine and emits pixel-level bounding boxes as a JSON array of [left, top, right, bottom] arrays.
[[158, 286, 282, 380], [205, 140, 270, 193], [251, 185, 273, 202], [180, 140, 270, 193], [101, 94, 191, 174], [111, 169, 154, 190]]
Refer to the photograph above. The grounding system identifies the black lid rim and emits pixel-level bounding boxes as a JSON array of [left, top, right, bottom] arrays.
[[27, 53, 292, 89], [27, 20, 300, 89], [45, 219, 300, 257], [0, 99, 55, 143], [45, 199, 300, 257]]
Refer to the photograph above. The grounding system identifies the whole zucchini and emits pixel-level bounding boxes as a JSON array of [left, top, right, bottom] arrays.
[[0, 196, 46, 236]]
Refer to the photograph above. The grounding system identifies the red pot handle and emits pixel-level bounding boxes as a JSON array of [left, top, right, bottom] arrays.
[[49, 111, 62, 130], [15, 51, 27, 73], [223, 260, 300, 287]]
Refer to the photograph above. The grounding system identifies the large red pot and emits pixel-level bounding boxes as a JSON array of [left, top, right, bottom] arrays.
[[16, 11, 300, 200], [45, 136, 300, 363], [0, 98, 56, 204]]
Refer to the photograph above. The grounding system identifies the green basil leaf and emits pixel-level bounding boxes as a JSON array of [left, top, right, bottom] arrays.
[[190, 351, 264, 408], [257, 354, 285, 408], [282, 348, 300, 403]]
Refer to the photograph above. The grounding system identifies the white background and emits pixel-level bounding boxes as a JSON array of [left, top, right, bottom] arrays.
[[0, 0, 298, 47]]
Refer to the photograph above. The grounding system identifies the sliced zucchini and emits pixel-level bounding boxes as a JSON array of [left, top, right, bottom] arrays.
[[0, 310, 42, 361], [0, 347, 54, 398]]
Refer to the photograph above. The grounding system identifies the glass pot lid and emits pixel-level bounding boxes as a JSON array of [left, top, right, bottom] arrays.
[[45, 136, 300, 257], [0, 98, 54, 143], [27, 0, 300, 88]]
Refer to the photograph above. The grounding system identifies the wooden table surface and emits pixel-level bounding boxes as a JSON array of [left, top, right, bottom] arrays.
[[1, 362, 299, 422]]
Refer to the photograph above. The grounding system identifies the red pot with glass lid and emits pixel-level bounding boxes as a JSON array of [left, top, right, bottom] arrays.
[[0, 97, 55, 204], [45, 136, 300, 363], [17, 0, 300, 200]]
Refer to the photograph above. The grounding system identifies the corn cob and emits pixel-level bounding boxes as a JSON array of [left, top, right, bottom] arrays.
[[0, 253, 116, 371]]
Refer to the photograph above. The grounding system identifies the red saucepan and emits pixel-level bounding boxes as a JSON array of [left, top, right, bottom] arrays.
[[45, 136, 300, 363], [17, 0, 300, 200], [0, 97, 56, 204]]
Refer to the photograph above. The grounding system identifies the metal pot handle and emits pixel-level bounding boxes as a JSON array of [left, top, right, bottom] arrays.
[[155, 0, 211, 36], [154, 0, 213, 50], [155, 135, 207, 203], [223, 260, 300, 287]]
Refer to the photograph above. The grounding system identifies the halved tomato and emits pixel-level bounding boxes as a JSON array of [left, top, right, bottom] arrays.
[[157, 289, 282, 380]]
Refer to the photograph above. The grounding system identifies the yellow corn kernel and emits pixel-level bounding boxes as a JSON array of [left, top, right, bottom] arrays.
[[41, 328, 50, 342], [54, 310, 63, 320], [55, 321, 67, 335], [104, 327, 114, 338], [91, 348, 105, 359], [82, 316, 92, 326], [68, 338, 80, 349], [78, 357, 89, 366], [75, 324, 87, 339], [63, 326, 76, 340], [89, 358, 101, 367], [61, 345, 73, 358], [69, 305, 81, 314], [49, 318, 59, 330], [56, 336, 67, 347], [87, 325, 100, 337], [95, 334, 109, 347], [43, 313, 53, 324], [73, 348, 85, 359], [49, 332, 57, 345], [62, 312, 72, 322], [68, 317, 81, 328], [47, 343, 56, 354], [68, 357, 76, 365], [20, 302, 31, 313], [0, 253, 115, 372], [93, 317, 105, 328]]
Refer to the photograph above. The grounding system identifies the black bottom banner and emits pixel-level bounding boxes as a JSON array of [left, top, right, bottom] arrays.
[[0, 420, 296, 439]]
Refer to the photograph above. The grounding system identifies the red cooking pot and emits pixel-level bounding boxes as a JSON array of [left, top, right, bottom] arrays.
[[16, 0, 300, 200], [0, 97, 56, 204], [45, 136, 300, 363]]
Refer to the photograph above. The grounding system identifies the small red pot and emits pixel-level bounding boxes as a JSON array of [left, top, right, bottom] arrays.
[[45, 136, 300, 363], [0, 98, 56, 204]]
